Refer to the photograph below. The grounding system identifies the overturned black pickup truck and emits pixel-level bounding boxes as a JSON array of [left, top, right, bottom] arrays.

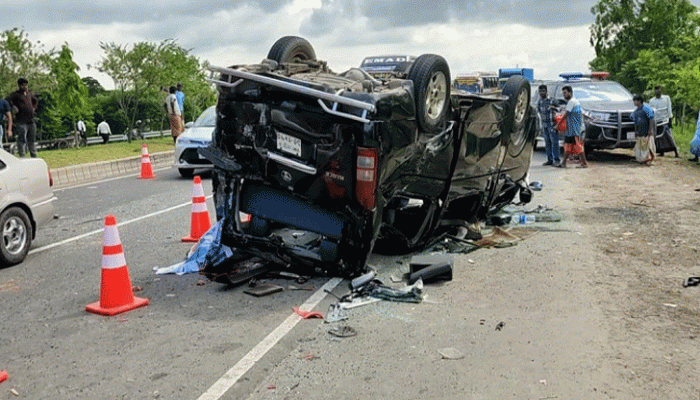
[[200, 36, 537, 278]]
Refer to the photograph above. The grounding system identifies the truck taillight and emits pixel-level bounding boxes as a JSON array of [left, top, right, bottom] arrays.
[[356, 147, 378, 210]]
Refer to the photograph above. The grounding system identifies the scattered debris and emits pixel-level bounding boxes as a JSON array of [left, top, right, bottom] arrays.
[[361, 279, 424, 303], [479, 319, 485, 325], [0, 370, 8, 383], [131, 285, 143, 292], [529, 181, 543, 191], [292, 307, 324, 320], [267, 385, 276, 390], [302, 353, 319, 361], [197, 279, 207, 286], [328, 326, 357, 338], [325, 303, 348, 323], [338, 296, 381, 309], [349, 270, 377, 290], [495, 321, 506, 331], [663, 303, 678, 308], [683, 277, 700, 287], [438, 347, 465, 360], [408, 255, 452, 284], [155, 221, 248, 276], [473, 227, 534, 249], [10, 388, 19, 396], [244, 284, 284, 297]]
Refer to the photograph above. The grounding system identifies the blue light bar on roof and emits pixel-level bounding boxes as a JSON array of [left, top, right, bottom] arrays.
[[559, 72, 584, 80]]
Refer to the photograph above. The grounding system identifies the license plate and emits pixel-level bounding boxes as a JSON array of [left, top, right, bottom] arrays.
[[276, 131, 302, 157], [626, 132, 635, 140]]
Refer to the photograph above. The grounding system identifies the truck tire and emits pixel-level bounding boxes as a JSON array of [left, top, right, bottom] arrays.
[[407, 54, 451, 133], [266, 36, 316, 64], [0, 207, 32, 266], [501, 75, 530, 136]]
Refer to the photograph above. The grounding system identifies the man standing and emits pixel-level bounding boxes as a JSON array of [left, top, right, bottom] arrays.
[[537, 85, 560, 166], [6, 78, 38, 157], [165, 86, 183, 142], [556, 86, 588, 168], [96, 120, 111, 144], [649, 86, 678, 157], [76, 119, 86, 145], [0, 98, 12, 146], [631, 94, 656, 165], [176, 83, 185, 124]]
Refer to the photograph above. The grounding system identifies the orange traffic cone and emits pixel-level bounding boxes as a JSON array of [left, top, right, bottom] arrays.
[[86, 215, 149, 316], [138, 144, 156, 179], [182, 176, 212, 242]]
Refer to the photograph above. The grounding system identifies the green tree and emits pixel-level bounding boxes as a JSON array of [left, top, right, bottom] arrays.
[[52, 44, 91, 134], [97, 39, 215, 141], [590, 0, 700, 121], [0, 28, 54, 97]]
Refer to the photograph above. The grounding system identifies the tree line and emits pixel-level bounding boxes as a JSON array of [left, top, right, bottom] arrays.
[[0, 28, 217, 143], [590, 0, 700, 122]]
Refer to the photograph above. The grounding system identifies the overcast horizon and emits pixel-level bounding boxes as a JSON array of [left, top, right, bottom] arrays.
[[3, 0, 699, 90]]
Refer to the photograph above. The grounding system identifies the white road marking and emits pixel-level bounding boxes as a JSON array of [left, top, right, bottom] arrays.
[[197, 277, 343, 400], [28, 196, 212, 255]]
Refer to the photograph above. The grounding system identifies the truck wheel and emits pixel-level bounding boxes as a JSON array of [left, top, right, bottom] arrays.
[[407, 54, 451, 133], [0, 207, 32, 266], [266, 36, 316, 64], [501, 75, 530, 136]]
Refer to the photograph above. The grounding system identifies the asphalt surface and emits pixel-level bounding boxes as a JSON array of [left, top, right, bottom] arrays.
[[0, 152, 612, 399]]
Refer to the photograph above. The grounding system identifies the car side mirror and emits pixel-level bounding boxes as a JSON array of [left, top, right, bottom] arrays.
[[185, 122, 194, 128]]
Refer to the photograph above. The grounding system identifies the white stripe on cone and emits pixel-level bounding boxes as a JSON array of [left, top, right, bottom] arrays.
[[104, 225, 121, 246], [102, 253, 127, 270], [192, 202, 208, 213]]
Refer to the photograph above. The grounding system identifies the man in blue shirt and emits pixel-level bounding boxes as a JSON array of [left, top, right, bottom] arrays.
[[176, 83, 185, 124], [631, 94, 656, 165], [537, 85, 560, 166], [557, 86, 588, 168]]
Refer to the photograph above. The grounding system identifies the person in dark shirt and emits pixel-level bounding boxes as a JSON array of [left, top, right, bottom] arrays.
[[631, 94, 656, 165], [0, 98, 12, 145], [5, 78, 38, 157]]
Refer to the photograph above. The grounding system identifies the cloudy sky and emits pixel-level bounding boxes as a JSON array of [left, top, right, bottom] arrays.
[[3, 0, 699, 89]]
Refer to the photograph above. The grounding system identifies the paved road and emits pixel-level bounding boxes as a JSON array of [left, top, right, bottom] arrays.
[[1, 151, 618, 399], [1, 167, 340, 399]]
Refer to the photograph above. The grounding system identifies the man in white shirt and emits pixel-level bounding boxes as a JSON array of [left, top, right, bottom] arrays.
[[649, 86, 678, 157], [96, 120, 111, 144]]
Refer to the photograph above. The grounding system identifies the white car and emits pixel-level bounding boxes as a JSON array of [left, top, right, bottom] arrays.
[[0, 148, 56, 266], [174, 105, 216, 177]]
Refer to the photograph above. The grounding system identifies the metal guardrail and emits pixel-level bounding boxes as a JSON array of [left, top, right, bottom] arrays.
[[85, 130, 167, 146]]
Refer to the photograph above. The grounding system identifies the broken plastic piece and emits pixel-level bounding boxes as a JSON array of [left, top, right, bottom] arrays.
[[683, 277, 700, 287], [0, 370, 8, 383], [292, 307, 324, 319]]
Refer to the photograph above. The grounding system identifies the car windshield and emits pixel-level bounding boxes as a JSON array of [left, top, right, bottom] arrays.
[[193, 107, 216, 127], [570, 81, 632, 104]]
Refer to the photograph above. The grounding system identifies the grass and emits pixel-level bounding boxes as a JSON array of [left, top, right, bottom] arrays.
[[37, 136, 175, 169], [672, 119, 698, 158]]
